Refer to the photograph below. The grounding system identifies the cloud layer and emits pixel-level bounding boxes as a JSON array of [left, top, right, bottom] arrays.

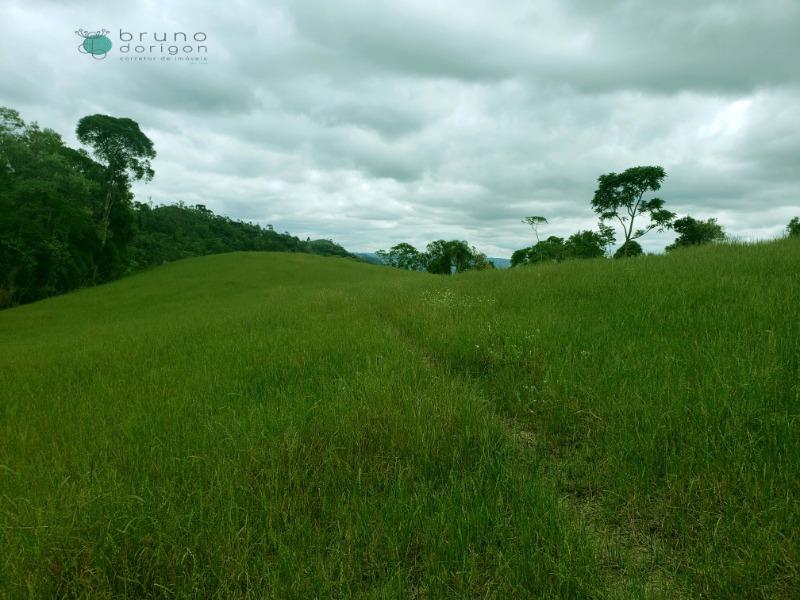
[[2, 0, 799, 255]]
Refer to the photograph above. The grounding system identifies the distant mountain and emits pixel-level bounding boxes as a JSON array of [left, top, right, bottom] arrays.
[[489, 257, 511, 269], [354, 252, 387, 265]]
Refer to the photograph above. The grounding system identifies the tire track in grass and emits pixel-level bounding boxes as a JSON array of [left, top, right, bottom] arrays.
[[379, 313, 687, 599]]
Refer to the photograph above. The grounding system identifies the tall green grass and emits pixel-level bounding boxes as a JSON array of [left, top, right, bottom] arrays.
[[1, 241, 798, 598]]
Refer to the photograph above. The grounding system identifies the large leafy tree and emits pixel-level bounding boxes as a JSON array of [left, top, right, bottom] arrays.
[[425, 240, 479, 274], [666, 216, 726, 251], [424, 240, 455, 274], [376, 242, 426, 271], [591, 166, 675, 250], [76, 115, 156, 246], [444, 240, 473, 273]]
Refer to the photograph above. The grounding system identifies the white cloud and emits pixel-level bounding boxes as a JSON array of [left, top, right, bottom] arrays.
[[1, 0, 799, 256]]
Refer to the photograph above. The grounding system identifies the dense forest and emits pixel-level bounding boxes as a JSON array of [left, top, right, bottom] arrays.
[[128, 202, 352, 271], [0, 108, 352, 308]]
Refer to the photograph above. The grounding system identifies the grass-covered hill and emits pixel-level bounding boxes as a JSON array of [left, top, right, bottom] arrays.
[[0, 108, 355, 309], [1, 239, 798, 598]]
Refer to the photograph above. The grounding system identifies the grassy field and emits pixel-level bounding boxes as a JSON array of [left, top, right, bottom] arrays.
[[1, 240, 798, 598]]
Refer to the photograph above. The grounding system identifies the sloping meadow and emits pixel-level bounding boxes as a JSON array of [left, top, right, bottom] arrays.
[[374, 239, 799, 597], [1, 241, 798, 598]]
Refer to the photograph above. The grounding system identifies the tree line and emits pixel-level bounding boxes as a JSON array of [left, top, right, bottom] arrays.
[[3, 106, 798, 305], [128, 202, 351, 273], [380, 165, 800, 272], [376, 240, 494, 274], [0, 108, 351, 308]]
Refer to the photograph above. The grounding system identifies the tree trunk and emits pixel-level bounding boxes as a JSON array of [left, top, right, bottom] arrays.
[[99, 179, 116, 246]]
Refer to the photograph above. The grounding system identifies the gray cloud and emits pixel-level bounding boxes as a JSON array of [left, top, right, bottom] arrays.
[[1, 0, 799, 257]]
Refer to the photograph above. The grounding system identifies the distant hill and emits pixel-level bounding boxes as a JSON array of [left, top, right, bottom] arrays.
[[354, 252, 386, 265], [488, 257, 511, 269]]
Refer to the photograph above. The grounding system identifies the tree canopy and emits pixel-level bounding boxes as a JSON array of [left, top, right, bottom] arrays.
[[591, 165, 675, 248], [376, 243, 426, 271], [76, 115, 156, 182], [129, 202, 353, 272], [76, 114, 156, 246], [666, 216, 726, 251], [510, 229, 612, 267], [788, 217, 800, 237], [376, 240, 493, 274], [614, 240, 643, 258], [522, 216, 548, 243], [1, 108, 111, 305]]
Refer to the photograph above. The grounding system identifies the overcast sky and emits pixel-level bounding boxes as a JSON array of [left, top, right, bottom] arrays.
[[2, 0, 799, 256]]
